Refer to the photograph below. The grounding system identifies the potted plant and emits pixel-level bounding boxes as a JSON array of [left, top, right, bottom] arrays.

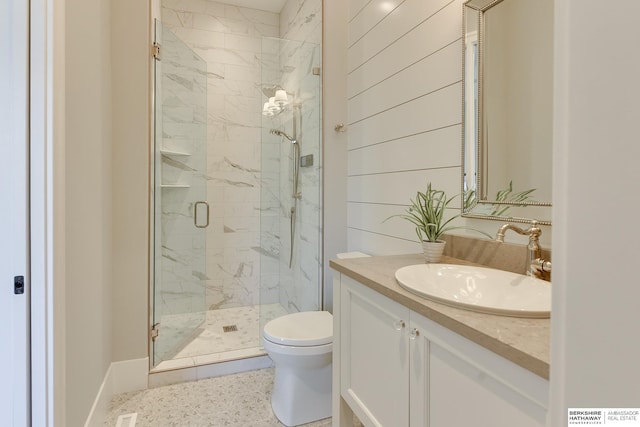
[[387, 182, 492, 262]]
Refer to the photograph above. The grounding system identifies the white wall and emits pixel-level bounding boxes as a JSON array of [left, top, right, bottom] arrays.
[[65, 0, 113, 424], [322, 0, 349, 311], [0, 0, 30, 422], [111, 0, 150, 363], [345, 0, 553, 255], [346, 0, 467, 255], [550, 0, 640, 423], [30, 0, 67, 423]]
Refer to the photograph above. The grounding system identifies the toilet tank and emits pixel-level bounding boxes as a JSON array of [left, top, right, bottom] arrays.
[[336, 251, 370, 259]]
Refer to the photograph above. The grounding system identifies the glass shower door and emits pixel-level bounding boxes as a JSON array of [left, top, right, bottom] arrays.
[[152, 20, 208, 367], [259, 37, 322, 331]]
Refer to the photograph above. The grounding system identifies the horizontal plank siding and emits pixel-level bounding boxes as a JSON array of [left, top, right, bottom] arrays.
[[347, 0, 465, 255]]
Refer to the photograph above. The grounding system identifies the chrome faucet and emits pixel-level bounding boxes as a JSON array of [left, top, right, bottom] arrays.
[[495, 220, 551, 279]]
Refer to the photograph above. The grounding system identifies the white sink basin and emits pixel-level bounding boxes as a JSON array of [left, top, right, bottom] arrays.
[[395, 264, 550, 318]]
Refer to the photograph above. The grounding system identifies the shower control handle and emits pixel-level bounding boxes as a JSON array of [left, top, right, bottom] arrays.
[[194, 201, 210, 228]]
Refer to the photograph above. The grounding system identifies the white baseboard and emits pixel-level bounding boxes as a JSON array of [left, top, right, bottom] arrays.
[[84, 364, 113, 427], [112, 357, 149, 395], [84, 357, 149, 427]]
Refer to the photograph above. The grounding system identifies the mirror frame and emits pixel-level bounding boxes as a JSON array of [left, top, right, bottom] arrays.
[[461, 0, 552, 226]]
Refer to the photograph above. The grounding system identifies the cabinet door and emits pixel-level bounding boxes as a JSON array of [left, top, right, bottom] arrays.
[[341, 277, 410, 427], [410, 313, 548, 427]]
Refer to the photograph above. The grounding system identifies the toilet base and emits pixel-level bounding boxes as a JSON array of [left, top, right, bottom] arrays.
[[271, 360, 332, 426]]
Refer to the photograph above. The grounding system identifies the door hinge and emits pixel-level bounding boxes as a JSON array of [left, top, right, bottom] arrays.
[[312, 67, 321, 76], [152, 42, 161, 61], [151, 323, 160, 341]]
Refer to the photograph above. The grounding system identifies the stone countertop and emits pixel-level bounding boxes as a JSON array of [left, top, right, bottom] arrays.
[[329, 253, 550, 380]]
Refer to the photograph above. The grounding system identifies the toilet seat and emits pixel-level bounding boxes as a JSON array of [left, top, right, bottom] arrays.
[[263, 311, 333, 347], [263, 337, 332, 356]]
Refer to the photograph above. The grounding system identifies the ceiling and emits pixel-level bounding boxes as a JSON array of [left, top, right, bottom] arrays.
[[223, 0, 288, 13]]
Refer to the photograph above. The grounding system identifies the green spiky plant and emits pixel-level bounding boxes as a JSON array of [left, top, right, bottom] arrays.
[[387, 182, 492, 243]]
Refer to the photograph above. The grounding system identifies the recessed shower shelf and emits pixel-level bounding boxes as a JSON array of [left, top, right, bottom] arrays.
[[160, 184, 190, 189], [160, 149, 190, 157]]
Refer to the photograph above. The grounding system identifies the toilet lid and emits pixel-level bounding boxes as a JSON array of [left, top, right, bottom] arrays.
[[263, 311, 333, 347]]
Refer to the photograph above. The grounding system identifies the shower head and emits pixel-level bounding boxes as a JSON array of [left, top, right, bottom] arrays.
[[270, 129, 297, 144]]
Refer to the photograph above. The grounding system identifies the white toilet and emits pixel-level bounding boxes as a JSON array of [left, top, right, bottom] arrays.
[[263, 310, 333, 426], [263, 251, 370, 426]]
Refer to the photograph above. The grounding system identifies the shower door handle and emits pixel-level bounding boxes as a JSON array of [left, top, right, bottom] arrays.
[[194, 201, 210, 228]]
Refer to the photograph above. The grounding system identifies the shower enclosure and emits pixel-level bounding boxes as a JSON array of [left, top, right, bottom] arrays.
[[151, 18, 322, 370], [259, 37, 323, 334]]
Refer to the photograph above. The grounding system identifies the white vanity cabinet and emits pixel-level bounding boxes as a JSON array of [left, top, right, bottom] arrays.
[[333, 274, 549, 427], [339, 276, 411, 426]]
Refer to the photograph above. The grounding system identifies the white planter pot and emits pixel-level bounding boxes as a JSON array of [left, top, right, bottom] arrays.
[[421, 240, 446, 263]]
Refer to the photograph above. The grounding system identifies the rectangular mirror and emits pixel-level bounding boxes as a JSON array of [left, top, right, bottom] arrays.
[[462, 0, 553, 225]]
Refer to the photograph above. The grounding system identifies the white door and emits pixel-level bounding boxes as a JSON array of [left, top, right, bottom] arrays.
[[0, 0, 31, 424]]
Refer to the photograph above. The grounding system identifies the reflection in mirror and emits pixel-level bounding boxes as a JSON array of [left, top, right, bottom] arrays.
[[463, 0, 553, 225]]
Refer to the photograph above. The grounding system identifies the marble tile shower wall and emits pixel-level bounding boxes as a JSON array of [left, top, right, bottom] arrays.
[[157, 26, 208, 326], [275, 0, 322, 312], [162, 0, 279, 311], [161, 0, 322, 320], [258, 36, 284, 312]]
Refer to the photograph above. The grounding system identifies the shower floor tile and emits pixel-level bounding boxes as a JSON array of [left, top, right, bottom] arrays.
[[154, 304, 288, 372], [104, 368, 334, 427]]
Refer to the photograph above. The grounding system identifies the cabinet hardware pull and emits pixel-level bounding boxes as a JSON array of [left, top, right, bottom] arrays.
[[394, 320, 406, 331], [409, 328, 420, 340]]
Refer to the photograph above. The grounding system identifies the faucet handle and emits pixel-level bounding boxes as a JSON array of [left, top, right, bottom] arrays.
[[528, 220, 542, 239], [531, 258, 552, 279]]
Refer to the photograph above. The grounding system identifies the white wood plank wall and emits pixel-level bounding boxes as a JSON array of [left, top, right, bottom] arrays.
[[346, 0, 465, 255]]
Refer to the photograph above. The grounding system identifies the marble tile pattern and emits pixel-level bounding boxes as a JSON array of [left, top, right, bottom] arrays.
[[155, 23, 209, 362], [163, 0, 280, 314], [157, 0, 323, 366], [280, 0, 322, 45], [261, 0, 323, 315], [104, 368, 340, 427], [162, 0, 321, 324], [175, 303, 287, 358], [155, 304, 288, 368]]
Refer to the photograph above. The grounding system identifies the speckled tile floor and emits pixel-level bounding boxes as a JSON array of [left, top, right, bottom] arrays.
[[104, 368, 333, 427]]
